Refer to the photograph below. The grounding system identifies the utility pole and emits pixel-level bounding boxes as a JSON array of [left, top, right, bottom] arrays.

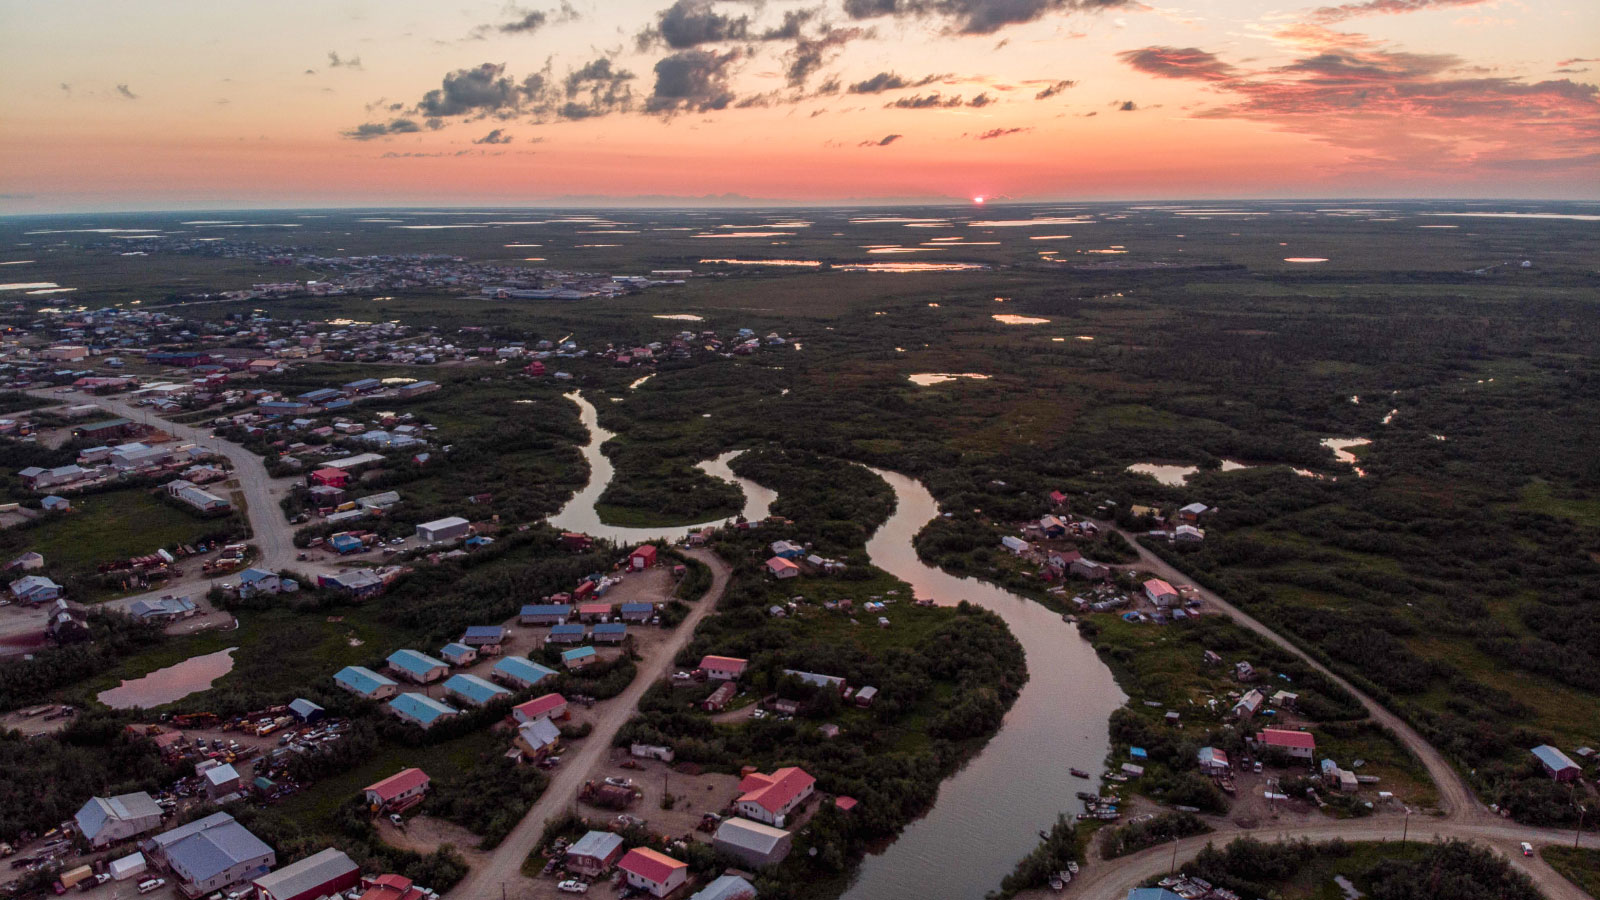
[[1169, 836, 1179, 875], [1402, 809, 1410, 846], [1577, 804, 1586, 850]]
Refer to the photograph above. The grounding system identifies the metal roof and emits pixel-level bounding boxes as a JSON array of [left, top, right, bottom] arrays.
[[334, 665, 396, 695], [443, 673, 510, 705], [566, 830, 624, 861], [152, 813, 273, 882], [253, 848, 357, 900], [387, 649, 448, 677], [1532, 744, 1579, 771], [387, 693, 457, 725], [714, 817, 789, 854], [492, 656, 556, 684]]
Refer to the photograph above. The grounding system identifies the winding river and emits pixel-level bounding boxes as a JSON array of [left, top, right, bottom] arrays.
[[552, 392, 1125, 898]]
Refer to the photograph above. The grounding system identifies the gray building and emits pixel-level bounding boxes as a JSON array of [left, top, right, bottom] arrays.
[[143, 812, 275, 897], [712, 817, 792, 868], [74, 792, 164, 848]]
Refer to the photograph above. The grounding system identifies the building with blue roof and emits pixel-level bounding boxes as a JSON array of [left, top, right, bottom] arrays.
[[388, 693, 459, 729], [344, 378, 382, 394], [328, 533, 366, 554], [439, 642, 477, 667], [288, 698, 324, 723], [333, 665, 398, 699], [492, 656, 557, 690], [386, 649, 450, 684], [619, 602, 654, 622], [462, 625, 507, 646], [546, 623, 586, 645], [142, 812, 275, 896], [444, 673, 512, 707], [521, 603, 573, 625], [592, 622, 628, 644], [562, 646, 597, 669], [298, 388, 345, 405]]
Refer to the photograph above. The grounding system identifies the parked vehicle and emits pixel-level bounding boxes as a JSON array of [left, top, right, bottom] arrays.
[[1521, 842, 1533, 857], [138, 878, 166, 895], [557, 881, 588, 894]]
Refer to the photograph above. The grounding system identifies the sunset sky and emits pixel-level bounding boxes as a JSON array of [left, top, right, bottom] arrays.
[[2, 0, 1597, 211]]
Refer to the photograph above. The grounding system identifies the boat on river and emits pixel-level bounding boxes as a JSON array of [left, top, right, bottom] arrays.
[[1070, 768, 1090, 778]]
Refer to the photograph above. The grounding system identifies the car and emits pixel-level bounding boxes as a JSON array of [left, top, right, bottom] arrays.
[[556, 881, 588, 894], [137, 878, 166, 895], [1521, 842, 1533, 857], [390, 537, 405, 545], [603, 776, 632, 788]]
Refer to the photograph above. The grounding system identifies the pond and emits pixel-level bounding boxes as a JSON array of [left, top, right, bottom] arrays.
[[1322, 438, 1371, 477], [97, 648, 238, 709], [993, 314, 1051, 325], [1128, 460, 1251, 487], [907, 373, 991, 386]]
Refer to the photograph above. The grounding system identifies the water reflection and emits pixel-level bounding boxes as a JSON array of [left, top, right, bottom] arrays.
[[98, 648, 238, 709]]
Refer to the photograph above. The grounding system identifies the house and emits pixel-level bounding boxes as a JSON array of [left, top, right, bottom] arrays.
[[512, 693, 568, 725], [546, 623, 587, 645], [1230, 689, 1265, 720], [1143, 578, 1180, 607], [514, 717, 562, 760], [703, 681, 737, 712], [520, 603, 573, 625], [386, 649, 450, 683], [765, 557, 800, 579], [617, 848, 689, 898], [692, 876, 758, 900], [620, 602, 654, 623], [1270, 690, 1299, 709], [356, 875, 429, 900], [1531, 745, 1582, 782], [1039, 516, 1067, 537], [387, 693, 459, 729], [714, 816, 793, 868], [1256, 728, 1317, 760], [288, 698, 325, 724], [41, 495, 72, 512], [439, 642, 477, 667], [782, 670, 846, 692], [319, 569, 386, 597], [699, 655, 748, 681], [309, 468, 350, 488], [461, 625, 506, 648], [20, 465, 91, 491], [576, 601, 612, 623], [416, 516, 470, 543], [128, 595, 198, 623], [364, 768, 430, 811], [1001, 535, 1030, 554], [253, 849, 361, 900], [237, 568, 282, 597], [1234, 661, 1257, 682], [629, 544, 658, 570], [1178, 502, 1210, 522], [344, 378, 382, 394], [592, 622, 628, 644], [561, 646, 597, 669], [560, 532, 593, 551], [854, 686, 878, 707], [492, 656, 557, 690], [141, 812, 275, 897], [172, 483, 232, 513], [443, 673, 511, 707], [6, 551, 44, 571], [9, 575, 62, 604], [564, 831, 626, 877], [1070, 558, 1111, 581], [75, 792, 164, 848], [1197, 747, 1231, 774], [735, 767, 816, 827], [1174, 524, 1205, 544], [334, 666, 399, 700], [770, 540, 805, 559], [204, 763, 243, 800]]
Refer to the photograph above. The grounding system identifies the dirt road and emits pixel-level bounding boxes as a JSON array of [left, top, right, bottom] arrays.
[[1106, 522, 1480, 822], [447, 548, 732, 900]]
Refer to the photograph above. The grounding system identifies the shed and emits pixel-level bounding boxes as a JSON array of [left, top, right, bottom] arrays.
[[416, 516, 471, 543], [288, 698, 325, 723], [1532, 745, 1582, 781], [713, 817, 793, 868], [253, 848, 361, 900], [629, 544, 658, 570], [565, 831, 625, 877]]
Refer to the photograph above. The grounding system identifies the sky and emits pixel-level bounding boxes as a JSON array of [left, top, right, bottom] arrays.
[[2, 0, 1597, 212]]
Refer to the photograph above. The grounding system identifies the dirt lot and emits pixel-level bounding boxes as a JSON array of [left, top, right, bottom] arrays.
[[378, 815, 493, 871], [575, 752, 745, 843]]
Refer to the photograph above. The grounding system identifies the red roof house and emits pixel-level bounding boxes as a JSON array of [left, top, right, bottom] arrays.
[[834, 796, 859, 813], [1256, 729, 1316, 759], [512, 693, 568, 724], [357, 875, 428, 900], [1143, 578, 1180, 607], [698, 655, 748, 680], [363, 767, 430, 810], [617, 847, 688, 898], [311, 468, 350, 488], [736, 766, 817, 827]]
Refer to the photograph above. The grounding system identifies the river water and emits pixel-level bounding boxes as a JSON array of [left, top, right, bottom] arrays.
[[548, 392, 775, 543], [550, 392, 1126, 898]]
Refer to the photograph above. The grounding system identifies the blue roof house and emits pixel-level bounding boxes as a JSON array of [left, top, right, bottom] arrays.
[[546, 623, 586, 645], [462, 625, 507, 646], [561, 646, 598, 669], [333, 666, 399, 699], [492, 656, 557, 689], [387, 693, 458, 729], [386, 649, 450, 684], [443, 673, 511, 707], [439, 642, 477, 667], [592, 623, 628, 644]]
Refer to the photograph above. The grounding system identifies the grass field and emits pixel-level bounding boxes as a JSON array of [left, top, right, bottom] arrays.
[[1542, 845, 1600, 898]]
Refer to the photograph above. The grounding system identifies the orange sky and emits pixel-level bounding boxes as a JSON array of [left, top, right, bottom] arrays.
[[2, 0, 1597, 211]]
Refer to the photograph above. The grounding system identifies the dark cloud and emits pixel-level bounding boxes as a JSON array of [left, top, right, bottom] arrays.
[[784, 26, 867, 88], [646, 49, 739, 113], [500, 10, 547, 32], [1118, 46, 1236, 81], [848, 71, 945, 93], [860, 133, 903, 146], [1117, 100, 1137, 110], [562, 57, 636, 117], [328, 51, 362, 69], [967, 92, 994, 106], [417, 63, 530, 117], [473, 128, 514, 144], [115, 83, 138, 100], [343, 118, 423, 140], [1033, 79, 1075, 98], [59, 83, 71, 93], [642, 0, 750, 49], [886, 92, 964, 108], [974, 126, 1030, 138], [1557, 57, 1599, 67], [761, 8, 818, 40], [1310, 0, 1487, 24], [845, 0, 1132, 34]]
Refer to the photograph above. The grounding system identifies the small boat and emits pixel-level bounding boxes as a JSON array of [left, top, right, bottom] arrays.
[[1049, 877, 1064, 891], [1067, 862, 1079, 875], [1070, 768, 1090, 778], [1076, 791, 1098, 801]]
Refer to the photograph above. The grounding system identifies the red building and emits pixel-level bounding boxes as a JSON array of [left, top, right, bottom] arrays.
[[630, 544, 658, 571], [310, 468, 350, 488], [253, 848, 360, 900]]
